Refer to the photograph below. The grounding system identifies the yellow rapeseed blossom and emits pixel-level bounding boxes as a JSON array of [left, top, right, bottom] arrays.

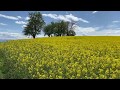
[[0, 36, 120, 79]]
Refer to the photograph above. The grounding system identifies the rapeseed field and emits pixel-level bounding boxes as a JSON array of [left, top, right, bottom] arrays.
[[0, 36, 120, 79]]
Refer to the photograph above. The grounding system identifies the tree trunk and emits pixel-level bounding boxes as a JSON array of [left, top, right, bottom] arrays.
[[33, 35, 36, 39]]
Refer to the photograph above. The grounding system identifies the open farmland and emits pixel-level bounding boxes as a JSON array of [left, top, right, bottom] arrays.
[[0, 36, 120, 79]]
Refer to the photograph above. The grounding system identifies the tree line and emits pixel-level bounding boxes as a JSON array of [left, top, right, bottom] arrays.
[[23, 11, 76, 39]]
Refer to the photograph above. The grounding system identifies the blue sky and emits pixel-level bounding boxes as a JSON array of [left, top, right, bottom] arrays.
[[1, 11, 120, 39]]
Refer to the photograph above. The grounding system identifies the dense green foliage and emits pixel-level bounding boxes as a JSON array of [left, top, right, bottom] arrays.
[[23, 12, 76, 39], [43, 21, 76, 37], [0, 36, 120, 79], [23, 11, 45, 38]]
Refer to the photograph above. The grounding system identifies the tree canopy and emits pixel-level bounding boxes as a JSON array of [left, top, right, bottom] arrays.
[[23, 11, 45, 38], [23, 11, 76, 38], [43, 20, 76, 37]]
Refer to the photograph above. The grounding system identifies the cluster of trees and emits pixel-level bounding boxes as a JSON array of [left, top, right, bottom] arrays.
[[43, 21, 76, 37], [23, 12, 76, 39]]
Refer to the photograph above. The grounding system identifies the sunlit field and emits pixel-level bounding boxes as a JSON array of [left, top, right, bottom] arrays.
[[0, 36, 120, 79]]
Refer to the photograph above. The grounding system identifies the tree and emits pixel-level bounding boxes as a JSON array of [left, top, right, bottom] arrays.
[[23, 11, 45, 39], [51, 20, 69, 36], [43, 24, 53, 37], [43, 22, 55, 37], [68, 30, 76, 36], [66, 21, 76, 36], [57, 20, 68, 36], [43, 20, 76, 37]]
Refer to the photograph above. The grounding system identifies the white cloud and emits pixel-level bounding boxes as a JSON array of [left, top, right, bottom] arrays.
[[0, 31, 46, 40], [25, 17, 30, 20], [98, 28, 120, 36], [78, 18, 89, 23], [0, 32, 27, 40], [0, 14, 19, 20], [15, 21, 27, 24], [42, 14, 58, 19], [74, 27, 120, 36], [74, 25, 98, 34], [66, 14, 89, 23], [37, 34, 47, 37], [22, 25, 27, 28], [92, 11, 98, 14], [17, 16, 22, 19], [106, 29, 120, 34], [42, 13, 89, 23], [0, 23, 7, 25], [65, 14, 79, 22], [114, 30, 120, 33], [112, 21, 120, 23], [58, 15, 71, 22], [106, 32, 112, 34]]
